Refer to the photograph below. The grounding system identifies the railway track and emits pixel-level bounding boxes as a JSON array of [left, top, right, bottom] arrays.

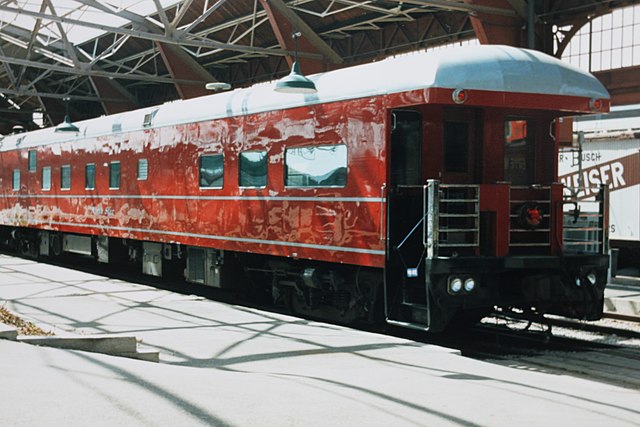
[[488, 337, 640, 390], [434, 316, 640, 390]]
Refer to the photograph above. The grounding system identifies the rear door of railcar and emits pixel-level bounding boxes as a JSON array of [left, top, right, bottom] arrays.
[[385, 109, 429, 326]]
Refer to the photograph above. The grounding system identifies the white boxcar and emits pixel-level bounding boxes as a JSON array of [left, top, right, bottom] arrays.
[[559, 113, 640, 264]]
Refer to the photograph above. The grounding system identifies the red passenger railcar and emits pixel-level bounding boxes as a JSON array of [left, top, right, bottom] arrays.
[[0, 45, 611, 331]]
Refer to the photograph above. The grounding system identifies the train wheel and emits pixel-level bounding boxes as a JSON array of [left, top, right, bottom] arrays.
[[355, 269, 384, 324], [50, 234, 62, 257], [18, 238, 31, 257]]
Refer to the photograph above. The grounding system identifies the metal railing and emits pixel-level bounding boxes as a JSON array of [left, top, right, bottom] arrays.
[[508, 186, 552, 252], [562, 185, 609, 255], [424, 180, 480, 258]]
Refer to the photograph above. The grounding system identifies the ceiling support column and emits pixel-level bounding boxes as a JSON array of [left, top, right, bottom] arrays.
[[156, 42, 214, 99], [90, 76, 138, 115], [595, 66, 640, 106], [464, 0, 523, 46], [259, 0, 342, 75]]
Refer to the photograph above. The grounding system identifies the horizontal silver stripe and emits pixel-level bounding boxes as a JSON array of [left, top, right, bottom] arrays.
[[9, 194, 384, 203], [27, 220, 386, 256]]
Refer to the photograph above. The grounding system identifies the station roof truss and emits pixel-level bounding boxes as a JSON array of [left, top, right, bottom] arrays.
[[1, 0, 639, 132]]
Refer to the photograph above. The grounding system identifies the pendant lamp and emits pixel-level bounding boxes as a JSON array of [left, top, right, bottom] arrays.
[[55, 97, 79, 133], [275, 32, 317, 94]]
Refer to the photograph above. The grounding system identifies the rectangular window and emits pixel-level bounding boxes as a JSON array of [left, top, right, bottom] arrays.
[[109, 161, 121, 189], [60, 165, 71, 190], [444, 121, 469, 173], [42, 167, 51, 191], [285, 145, 347, 187], [504, 119, 536, 185], [28, 150, 36, 172], [137, 158, 148, 180], [85, 163, 96, 190], [199, 154, 224, 188], [12, 169, 20, 191], [239, 151, 267, 187]]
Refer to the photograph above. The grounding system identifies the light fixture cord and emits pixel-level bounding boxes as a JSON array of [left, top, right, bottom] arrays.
[[63, 96, 71, 121], [292, 31, 301, 63]]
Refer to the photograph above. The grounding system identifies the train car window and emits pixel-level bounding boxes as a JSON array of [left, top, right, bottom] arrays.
[[28, 150, 36, 172], [444, 121, 469, 173], [199, 154, 224, 188], [143, 109, 158, 127], [137, 159, 148, 180], [504, 119, 535, 185], [285, 144, 347, 187], [109, 161, 121, 189], [42, 167, 51, 191], [239, 151, 267, 187], [60, 165, 71, 190], [391, 110, 422, 186], [12, 169, 20, 191], [85, 163, 96, 190]]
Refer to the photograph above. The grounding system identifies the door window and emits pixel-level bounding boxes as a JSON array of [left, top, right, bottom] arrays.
[[504, 119, 535, 185], [390, 110, 422, 186]]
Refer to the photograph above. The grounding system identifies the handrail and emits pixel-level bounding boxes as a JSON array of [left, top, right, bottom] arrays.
[[425, 180, 480, 258], [561, 184, 609, 255]]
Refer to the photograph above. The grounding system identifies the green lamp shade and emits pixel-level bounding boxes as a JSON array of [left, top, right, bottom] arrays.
[[274, 62, 317, 94], [55, 115, 79, 133]]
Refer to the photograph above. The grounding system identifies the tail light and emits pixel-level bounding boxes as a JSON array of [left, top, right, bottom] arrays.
[[518, 203, 543, 229]]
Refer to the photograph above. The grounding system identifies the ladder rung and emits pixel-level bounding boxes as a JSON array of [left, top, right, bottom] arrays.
[[439, 243, 479, 248], [439, 228, 479, 233], [563, 241, 602, 245], [385, 319, 430, 331], [440, 199, 478, 202], [401, 302, 428, 310]]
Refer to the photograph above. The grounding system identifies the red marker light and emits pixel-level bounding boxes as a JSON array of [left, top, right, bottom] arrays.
[[526, 207, 541, 227], [589, 98, 602, 111], [518, 203, 543, 229], [452, 88, 467, 104]]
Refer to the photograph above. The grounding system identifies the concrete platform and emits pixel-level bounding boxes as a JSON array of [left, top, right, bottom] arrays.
[[605, 275, 640, 319], [1, 254, 639, 426], [0, 322, 17, 340]]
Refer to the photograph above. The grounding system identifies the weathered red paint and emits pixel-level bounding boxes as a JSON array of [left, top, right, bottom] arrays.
[[479, 184, 510, 257], [0, 84, 608, 269]]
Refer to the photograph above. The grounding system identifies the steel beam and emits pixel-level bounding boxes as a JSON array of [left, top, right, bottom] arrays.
[[0, 4, 312, 59], [595, 66, 640, 106], [180, 0, 228, 35], [89, 76, 139, 114], [44, 0, 82, 68], [156, 42, 214, 99], [259, 0, 343, 64], [171, 0, 196, 28], [74, 0, 160, 33], [217, 12, 474, 84], [0, 54, 201, 85], [386, 0, 517, 16], [0, 87, 122, 103], [463, 0, 522, 45]]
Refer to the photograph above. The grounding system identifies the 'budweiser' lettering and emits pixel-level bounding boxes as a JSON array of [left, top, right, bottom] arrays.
[[559, 152, 640, 199]]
